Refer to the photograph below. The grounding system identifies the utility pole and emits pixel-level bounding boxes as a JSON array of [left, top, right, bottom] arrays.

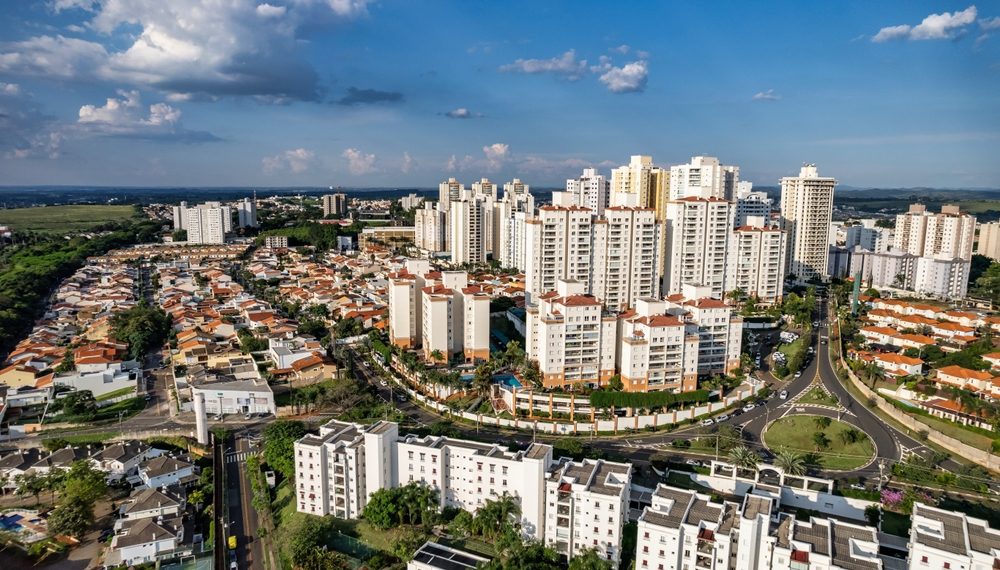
[[877, 459, 887, 491]]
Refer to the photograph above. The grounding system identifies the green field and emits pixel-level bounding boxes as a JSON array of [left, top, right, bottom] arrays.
[[764, 415, 875, 471], [0, 204, 138, 233]]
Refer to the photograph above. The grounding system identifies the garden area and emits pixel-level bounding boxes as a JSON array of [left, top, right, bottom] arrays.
[[763, 415, 874, 471], [797, 387, 838, 407]]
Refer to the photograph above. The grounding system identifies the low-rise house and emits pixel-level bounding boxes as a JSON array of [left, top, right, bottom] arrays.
[[108, 515, 190, 566], [119, 486, 186, 520], [137, 456, 197, 489], [97, 442, 164, 482], [0, 449, 42, 490], [29, 446, 100, 474], [934, 365, 999, 397]]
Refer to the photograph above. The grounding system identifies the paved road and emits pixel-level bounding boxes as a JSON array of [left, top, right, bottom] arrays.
[[224, 434, 265, 570]]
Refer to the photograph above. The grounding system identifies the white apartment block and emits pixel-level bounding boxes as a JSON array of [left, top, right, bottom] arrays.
[[545, 458, 632, 567], [850, 249, 917, 291], [566, 168, 610, 215], [591, 207, 661, 311], [471, 177, 499, 201], [663, 197, 734, 299], [780, 164, 836, 281], [387, 259, 432, 349], [263, 235, 288, 249], [771, 512, 882, 570], [733, 183, 773, 228], [526, 280, 617, 389], [637, 486, 744, 570], [185, 202, 231, 244], [400, 193, 425, 211], [894, 204, 976, 260], [726, 216, 787, 305], [618, 298, 699, 393], [439, 177, 465, 206], [525, 206, 595, 302], [669, 156, 739, 201], [908, 502, 1000, 570], [419, 271, 489, 363], [664, 284, 743, 377], [844, 222, 892, 253], [501, 211, 529, 271], [976, 221, 1000, 261], [611, 155, 666, 209], [914, 255, 970, 299], [322, 193, 347, 217], [294, 420, 370, 518], [172, 201, 188, 231], [236, 197, 258, 228], [449, 199, 486, 265], [503, 178, 530, 201], [414, 203, 447, 253]]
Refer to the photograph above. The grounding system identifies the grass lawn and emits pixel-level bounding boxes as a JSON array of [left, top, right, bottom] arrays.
[[0, 205, 138, 233], [764, 415, 875, 471], [882, 510, 912, 537], [329, 517, 426, 554], [798, 387, 837, 406], [777, 336, 809, 374], [95, 386, 137, 401], [905, 410, 995, 451]]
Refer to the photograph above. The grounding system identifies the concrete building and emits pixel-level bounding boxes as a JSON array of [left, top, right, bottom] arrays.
[[618, 298, 699, 392], [566, 168, 610, 215], [780, 164, 836, 281], [420, 272, 489, 363], [669, 156, 739, 201], [914, 255, 971, 299], [172, 201, 188, 231], [733, 182, 773, 228], [591, 207, 661, 311], [636, 486, 743, 570], [844, 222, 891, 253], [293, 420, 371, 518], [544, 458, 632, 566], [414, 202, 447, 253], [387, 259, 432, 349], [894, 204, 976, 260], [726, 216, 787, 305], [438, 178, 465, 206], [908, 500, 1000, 570], [184, 202, 231, 244], [236, 197, 258, 228], [400, 193, 425, 211], [664, 284, 743, 377], [501, 211, 530, 272], [851, 249, 918, 291], [322, 193, 348, 217], [449, 199, 486, 265], [526, 280, 617, 389], [663, 197, 734, 298], [611, 155, 666, 210], [771, 513, 882, 570], [976, 221, 1000, 261], [263, 235, 288, 249], [524, 206, 595, 302]]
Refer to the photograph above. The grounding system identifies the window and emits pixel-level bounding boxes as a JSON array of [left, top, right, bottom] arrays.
[[943, 565, 950, 570], [921, 558, 928, 564]]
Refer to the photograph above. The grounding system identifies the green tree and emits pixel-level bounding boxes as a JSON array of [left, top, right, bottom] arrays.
[[481, 541, 561, 570], [110, 302, 172, 360], [774, 449, 807, 476], [287, 516, 332, 569], [47, 496, 94, 538], [728, 445, 760, 472], [606, 375, 624, 391], [812, 432, 830, 450], [60, 390, 97, 419], [262, 420, 307, 480], [813, 416, 832, 430], [568, 549, 614, 570], [473, 494, 521, 540], [553, 438, 585, 459], [972, 261, 1000, 304], [171, 229, 188, 242]]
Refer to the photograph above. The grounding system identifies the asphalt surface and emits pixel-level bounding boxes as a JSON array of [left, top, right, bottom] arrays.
[[224, 434, 265, 570]]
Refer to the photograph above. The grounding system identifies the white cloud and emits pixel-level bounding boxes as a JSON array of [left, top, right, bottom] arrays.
[[752, 89, 781, 101], [445, 154, 474, 173], [75, 89, 215, 141], [342, 147, 376, 175], [401, 151, 413, 173], [51, 0, 97, 12], [0, 82, 20, 95], [262, 148, 315, 174], [499, 49, 588, 80], [444, 107, 483, 119], [598, 60, 648, 93], [611, 44, 630, 54], [482, 143, 509, 172], [982, 16, 1000, 31], [872, 6, 978, 42], [0, 0, 371, 101]]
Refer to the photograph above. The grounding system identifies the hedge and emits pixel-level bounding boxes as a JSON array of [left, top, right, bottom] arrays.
[[589, 389, 710, 410]]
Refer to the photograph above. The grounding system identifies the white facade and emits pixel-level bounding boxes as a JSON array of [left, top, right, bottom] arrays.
[[669, 156, 739, 200], [544, 458, 632, 567], [414, 202, 447, 253], [264, 235, 288, 248], [294, 420, 370, 518], [663, 197, 734, 298], [236, 197, 258, 228], [611, 155, 665, 209], [591, 207, 661, 311], [189, 379, 275, 415], [418, 271, 488, 362], [185, 202, 231, 244], [566, 168, 610, 215], [894, 204, 976, 260], [914, 255, 970, 299], [976, 221, 1000, 261], [637, 486, 746, 570], [850, 249, 918, 291], [618, 298, 699, 392], [664, 284, 743, 376], [388, 260, 432, 349], [726, 217, 787, 305], [779, 165, 836, 281], [322, 193, 347, 217], [449, 199, 486, 265], [172, 201, 188, 231], [524, 207, 595, 302], [438, 178, 465, 206], [908, 502, 1000, 570], [733, 183, 773, 228]]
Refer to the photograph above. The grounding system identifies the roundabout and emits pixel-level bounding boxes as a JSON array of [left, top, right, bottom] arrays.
[[763, 414, 876, 471]]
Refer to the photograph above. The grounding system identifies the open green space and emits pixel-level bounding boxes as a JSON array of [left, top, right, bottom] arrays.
[[764, 415, 875, 471], [0, 205, 138, 233], [881, 510, 912, 537], [798, 387, 838, 406], [896, 404, 996, 451]]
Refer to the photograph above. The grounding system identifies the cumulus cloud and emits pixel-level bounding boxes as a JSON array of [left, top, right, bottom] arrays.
[[446, 154, 474, 173], [752, 89, 781, 101], [0, 82, 20, 95], [499, 49, 588, 80], [482, 143, 510, 172], [401, 151, 413, 173], [342, 147, 376, 175], [872, 6, 978, 42], [598, 60, 648, 93], [0, 0, 371, 102], [76, 89, 218, 141], [444, 107, 482, 119], [337, 87, 404, 106], [262, 148, 315, 174], [611, 44, 630, 54]]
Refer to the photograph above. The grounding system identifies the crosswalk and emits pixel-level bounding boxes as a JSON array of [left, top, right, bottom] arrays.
[[226, 451, 253, 464]]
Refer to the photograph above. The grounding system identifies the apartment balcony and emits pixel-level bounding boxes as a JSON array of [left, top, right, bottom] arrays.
[[695, 555, 713, 569]]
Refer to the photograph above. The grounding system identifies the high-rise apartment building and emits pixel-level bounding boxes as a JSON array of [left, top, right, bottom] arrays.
[[618, 298, 699, 392], [591, 207, 661, 311], [664, 284, 743, 376], [185, 202, 231, 244], [526, 280, 617, 389], [663, 197, 734, 298], [501, 211, 530, 271], [726, 216, 787, 305], [449, 199, 486, 264], [471, 177, 498, 201], [387, 259, 432, 349], [438, 177, 465, 206], [733, 182, 773, 228], [414, 202, 447, 253], [420, 271, 490, 363], [893, 204, 976, 260], [322, 193, 347, 217], [611, 155, 666, 210], [524, 207, 595, 300], [908, 502, 1000, 570], [565, 168, 610, 215], [236, 197, 258, 228], [172, 201, 188, 231], [779, 164, 836, 281], [977, 221, 1000, 261], [668, 156, 739, 201]]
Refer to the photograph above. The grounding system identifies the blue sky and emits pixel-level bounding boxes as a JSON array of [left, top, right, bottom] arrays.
[[0, 1, 998, 188]]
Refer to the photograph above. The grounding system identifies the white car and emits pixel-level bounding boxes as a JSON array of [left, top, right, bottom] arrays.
[[794, 371, 802, 378], [379, 380, 388, 387], [716, 414, 729, 422], [779, 390, 789, 399], [743, 404, 755, 412], [701, 418, 715, 427]]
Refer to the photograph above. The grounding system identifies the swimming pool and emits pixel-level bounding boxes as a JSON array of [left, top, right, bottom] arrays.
[[458, 373, 522, 388]]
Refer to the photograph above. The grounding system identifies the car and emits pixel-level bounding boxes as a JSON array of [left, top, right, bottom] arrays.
[[213, 414, 223, 421], [230, 550, 238, 570], [743, 404, 755, 412], [794, 371, 802, 378], [685, 459, 699, 466], [144, 394, 153, 401], [396, 394, 407, 402], [716, 414, 729, 422], [849, 483, 866, 490], [731, 409, 743, 417], [244, 413, 252, 420], [757, 402, 767, 408], [820, 339, 827, 345], [779, 390, 789, 399], [379, 380, 388, 387], [701, 418, 715, 427]]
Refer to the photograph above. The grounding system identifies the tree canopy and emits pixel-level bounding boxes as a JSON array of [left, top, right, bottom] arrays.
[[262, 420, 307, 480], [111, 302, 172, 360]]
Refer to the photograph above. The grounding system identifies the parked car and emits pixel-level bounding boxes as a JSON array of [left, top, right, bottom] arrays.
[[794, 371, 802, 378], [779, 390, 789, 399], [379, 380, 388, 387], [849, 483, 866, 490], [701, 418, 715, 427], [743, 404, 755, 412], [716, 414, 729, 422]]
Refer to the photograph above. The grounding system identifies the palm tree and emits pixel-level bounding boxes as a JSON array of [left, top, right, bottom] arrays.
[[474, 494, 521, 539], [812, 431, 831, 450], [773, 449, 807, 476], [728, 445, 760, 473], [813, 416, 832, 430]]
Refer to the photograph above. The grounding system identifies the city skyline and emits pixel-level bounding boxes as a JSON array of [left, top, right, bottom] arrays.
[[1, 1, 999, 188]]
